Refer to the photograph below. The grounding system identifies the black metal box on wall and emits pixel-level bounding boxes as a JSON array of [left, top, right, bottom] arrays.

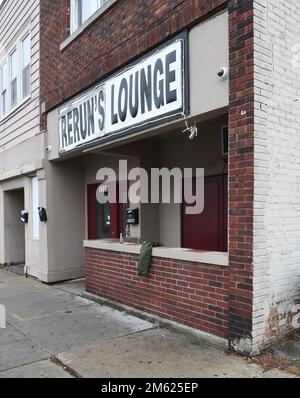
[[126, 208, 139, 225]]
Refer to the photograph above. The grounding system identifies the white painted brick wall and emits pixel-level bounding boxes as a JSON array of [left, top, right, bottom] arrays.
[[253, 0, 300, 352]]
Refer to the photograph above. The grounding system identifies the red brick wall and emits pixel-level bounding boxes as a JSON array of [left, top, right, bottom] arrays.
[[86, 248, 229, 339], [40, 0, 228, 127], [228, 0, 254, 352]]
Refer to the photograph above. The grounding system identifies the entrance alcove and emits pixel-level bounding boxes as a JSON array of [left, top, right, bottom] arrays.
[[3, 188, 25, 265]]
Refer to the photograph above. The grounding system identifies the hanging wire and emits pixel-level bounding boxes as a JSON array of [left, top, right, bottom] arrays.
[[182, 113, 198, 141]]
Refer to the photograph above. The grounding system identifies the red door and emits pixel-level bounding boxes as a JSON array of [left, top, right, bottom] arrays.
[[87, 184, 121, 240], [182, 175, 228, 252]]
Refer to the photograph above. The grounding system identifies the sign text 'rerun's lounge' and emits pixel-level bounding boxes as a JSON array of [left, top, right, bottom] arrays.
[[59, 37, 188, 153]]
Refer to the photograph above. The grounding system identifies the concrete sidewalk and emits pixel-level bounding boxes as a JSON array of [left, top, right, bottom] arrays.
[[0, 269, 298, 378]]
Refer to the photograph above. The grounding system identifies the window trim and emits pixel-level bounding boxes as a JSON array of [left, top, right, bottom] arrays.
[[9, 47, 18, 109], [0, 61, 7, 118], [70, 0, 110, 34], [0, 0, 7, 10], [21, 32, 31, 99], [0, 27, 31, 122], [60, 0, 117, 51]]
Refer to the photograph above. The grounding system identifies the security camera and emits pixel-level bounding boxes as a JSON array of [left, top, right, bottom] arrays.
[[45, 145, 52, 152], [217, 67, 229, 80]]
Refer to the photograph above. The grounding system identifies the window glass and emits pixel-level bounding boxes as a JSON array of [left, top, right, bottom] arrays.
[[10, 50, 17, 79], [22, 34, 30, 98], [10, 49, 17, 108], [22, 34, 30, 67], [81, 0, 94, 23], [72, 0, 110, 32], [0, 30, 31, 119], [0, 63, 7, 116]]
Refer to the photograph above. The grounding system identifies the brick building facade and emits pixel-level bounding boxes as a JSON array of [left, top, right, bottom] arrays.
[[40, 0, 300, 355], [1, 0, 298, 356]]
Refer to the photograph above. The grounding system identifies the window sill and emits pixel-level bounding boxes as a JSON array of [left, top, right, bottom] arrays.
[[84, 239, 229, 267], [60, 0, 118, 52], [0, 95, 31, 126]]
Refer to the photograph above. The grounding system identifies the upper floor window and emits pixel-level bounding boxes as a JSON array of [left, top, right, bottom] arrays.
[[22, 34, 31, 98], [10, 49, 17, 108], [0, 30, 31, 120], [71, 0, 110, 33], [0, 62, 7, 117]]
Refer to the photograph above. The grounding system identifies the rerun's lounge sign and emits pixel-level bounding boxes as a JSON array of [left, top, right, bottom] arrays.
[[59, 35, 189, 153]]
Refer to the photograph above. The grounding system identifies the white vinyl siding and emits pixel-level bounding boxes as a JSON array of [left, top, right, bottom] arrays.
[[0, 0, 39, 152]]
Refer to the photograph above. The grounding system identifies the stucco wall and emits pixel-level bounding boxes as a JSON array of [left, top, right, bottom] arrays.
[[0, 133, 45, 179], [0, 0, 43, 278], [42, 159, 85, 282], [2, 189, 25, 264], [189, 11, 229, 117], [0, 176, 40, 275]]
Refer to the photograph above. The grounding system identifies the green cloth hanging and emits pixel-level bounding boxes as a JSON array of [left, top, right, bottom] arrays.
[[138, 242, 162, 277]]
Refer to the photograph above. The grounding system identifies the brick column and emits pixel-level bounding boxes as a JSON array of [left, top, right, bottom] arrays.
[[228, 0, 255, 355]]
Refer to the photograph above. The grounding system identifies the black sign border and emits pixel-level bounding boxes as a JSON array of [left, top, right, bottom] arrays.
[[58, 31, 190, 157]]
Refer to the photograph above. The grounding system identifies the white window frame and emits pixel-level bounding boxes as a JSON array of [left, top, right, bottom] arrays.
[[70, 0, 111, 33], [9, 47, 18, 109], [31, 177, 40, 240], [0, 61, 7, 118], [21, 33, 31, 99], [0, 27, 31, 121]]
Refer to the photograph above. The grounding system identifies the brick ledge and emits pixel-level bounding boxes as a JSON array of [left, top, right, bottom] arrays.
[[84, 239, 229, 267]]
